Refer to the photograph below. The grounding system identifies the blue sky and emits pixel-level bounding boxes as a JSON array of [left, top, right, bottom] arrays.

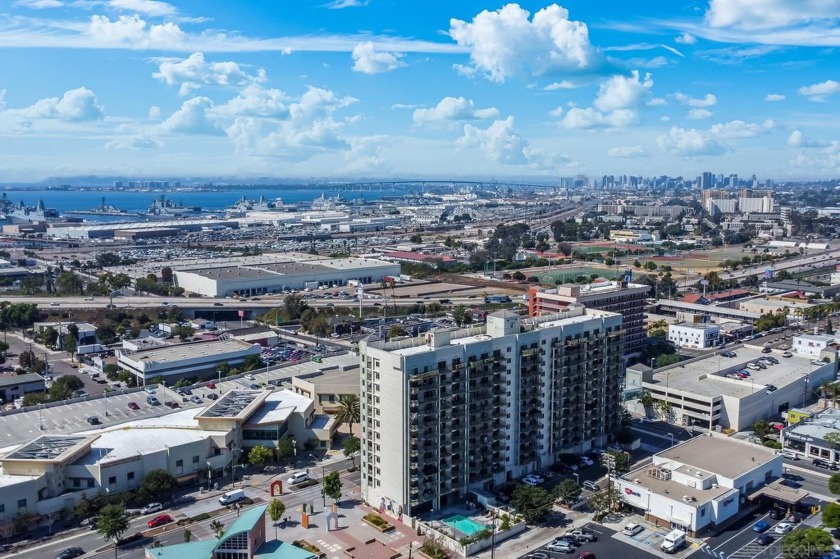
[[1, 0, 839, 182]]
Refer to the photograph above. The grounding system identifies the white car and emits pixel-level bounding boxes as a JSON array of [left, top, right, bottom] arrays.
[[623, 523, 644, 537], [244, 374, 255, 381], [579, 456, 594, 467], [522, 476, 541, 486], [140, 502, 163, 515], [774, 522, 794, 534], [287, 471, 310, 485], [582, 480, 601, 491]]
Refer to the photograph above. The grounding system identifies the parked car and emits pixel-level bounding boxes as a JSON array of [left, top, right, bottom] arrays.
[[176, 388, 192, 396], [287, 471, 310, 485], [546, 540, 574, 553], [141, 502, 163, 515], [623, 523, 644, 536], [206, 393, 218, 400], [207, 382, 216, 389], [769, 508, 786, 520], [244, 374, 255, 381], [752, 520, 771, 533], [787, 512, 802, 524], [579, 456, 594, 467], [582, 480, 601, 492], [190, 395, 203, 404], [86, 416, 100, 425], [577, 553, 596, 559], [147, 514, 173, 528], [780, 449, 797, 460], [762, 347, 772, 353], [522, 476, 541, 487], [774, 522, 794, 534], [127, 402, 140, 410], [568, 529, 597, 542], [165, 401, 180, 409], [755, 534, 774, 545], [813, 459, 839, 470], [146, 395, 160, 406], [56, 548, 85, 559], [782, 351, 793, 358]]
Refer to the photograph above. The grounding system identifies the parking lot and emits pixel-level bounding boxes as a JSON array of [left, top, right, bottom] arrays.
[[519, 524, 666, 559]]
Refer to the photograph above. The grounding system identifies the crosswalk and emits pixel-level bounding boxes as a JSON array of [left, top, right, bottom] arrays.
[[699, 541, 782, 559]]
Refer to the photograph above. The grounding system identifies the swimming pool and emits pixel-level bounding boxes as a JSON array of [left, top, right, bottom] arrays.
[[443, 514, 487, 536]]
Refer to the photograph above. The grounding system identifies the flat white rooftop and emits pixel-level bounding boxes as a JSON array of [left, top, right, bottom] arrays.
[[120, 339, 256, 365], [646, 347, 829, 399], [245, 389, 311, 426]]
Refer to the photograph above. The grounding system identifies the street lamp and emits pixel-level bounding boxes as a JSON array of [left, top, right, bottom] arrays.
[[309, 453, 326, 507], [573, 472, 580, 486], [207, 461, 212, 491]]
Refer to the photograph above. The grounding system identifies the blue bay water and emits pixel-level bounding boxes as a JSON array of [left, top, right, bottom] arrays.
[[0, 187, 388, 222]]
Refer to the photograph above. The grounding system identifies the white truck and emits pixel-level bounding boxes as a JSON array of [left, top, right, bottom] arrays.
[[661, 529, 686, 553]]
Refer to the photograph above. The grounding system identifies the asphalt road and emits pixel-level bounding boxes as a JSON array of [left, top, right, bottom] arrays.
[[518, 524, 663, 559], [21, 458, 359, 559]]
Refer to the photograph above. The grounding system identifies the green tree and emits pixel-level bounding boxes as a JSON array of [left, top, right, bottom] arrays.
[[510, 484, 554, 523], [752, 419, 772, 440], [829, 473, 840, 496], [248, 445, 274, 467], [62, 333, 78, 361], [48, 375, 84, 401], [780, 527, 832, 558], [216, 361, 230, 377], [639, 390, 655, 409], [323, 470, 342, 503], [138, 469, 178, 502], [823, 502, 840, 529], [267, 499, 286, 538], [55, 271, 85, 295], [388, 324, 406, 338], [343, 436, 360, 469], [334, 394, 360, 435], [553, 479, 582, 505], [183, 528, 193, 542], [452, 305, 467, 326], [173, 325, 195, 341], [95, 324, 118, 345], [647, 319, 668, 339], [655, 354, 680, 368], [209, 520, 225, 539], [824, 431, 840, 454], [587, 486, 623, 519], [282, 293, 308, 321], [96, 503, 130, 559], [276, 436, 296, 462], [603, 450, 631, 474]]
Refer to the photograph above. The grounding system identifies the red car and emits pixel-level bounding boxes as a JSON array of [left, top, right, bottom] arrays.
[[577, 553, 596, 559], [207, 382, 216, 389], [147, 514, 173, 528], [127, 402, 140, 410]]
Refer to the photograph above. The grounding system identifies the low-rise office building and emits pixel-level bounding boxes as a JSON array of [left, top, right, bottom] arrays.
[[0, 373, 45, 405], [792, 334, 838, 358], [0, 388, 333, 525], [781, 408, 840, 463], [668, 323, 720, 349], [618, 435, 782, 536], [117, 339, 262, 384], [627, 347, 836, 430], [291, 368, 359, 414], [739, 298, 815, 318]]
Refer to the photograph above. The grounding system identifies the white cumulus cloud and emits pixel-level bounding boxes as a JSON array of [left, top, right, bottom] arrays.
[[787, 129, 827, 148], [86, 15, 186, 49], [160, 96, 223, 135], [709, 119, 774, 139], [109, 0, 177, 17], [608, 145, 647, 158], [764, 93, 786, 102], [543, 80, 581, 91], [351, 41, 406, 74], [561, 107, 638, 129], [674, 92, 717, 107], [153, 52, 264, 95], [16, 87, 104, 121], [657, 126, 727, 156], [14, 0, 63, 8], [798, 80, 840, 101], [687, 108, 713, 120], [593, 70, 653, 112], [412, 97, 499, 125], [325, 0, 369, 8], [449, 3, 602, 83], [675, 33, 696, 45], [705, 0, 840, 31], [212, 84, 289, 118], [105, 135, 163, 150]]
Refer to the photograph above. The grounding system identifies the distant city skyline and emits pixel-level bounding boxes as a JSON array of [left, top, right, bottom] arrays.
[[1, 1, 839, 181]]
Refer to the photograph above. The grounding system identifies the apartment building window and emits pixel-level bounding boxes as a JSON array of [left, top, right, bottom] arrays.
[[87, 479, 95, 488], [127, 472, 135, 482], [193, 456, 200, 465], [0, 504, 4, 522], [17, 499, 25, 510], [108, 476, 117, 486]]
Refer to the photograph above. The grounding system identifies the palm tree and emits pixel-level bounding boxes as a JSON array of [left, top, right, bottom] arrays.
[[334, 394, 360, 435], [209, 520, 225, 539]]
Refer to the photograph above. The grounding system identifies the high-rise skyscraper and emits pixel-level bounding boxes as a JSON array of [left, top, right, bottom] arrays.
[[359, 307, 624, 516]]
